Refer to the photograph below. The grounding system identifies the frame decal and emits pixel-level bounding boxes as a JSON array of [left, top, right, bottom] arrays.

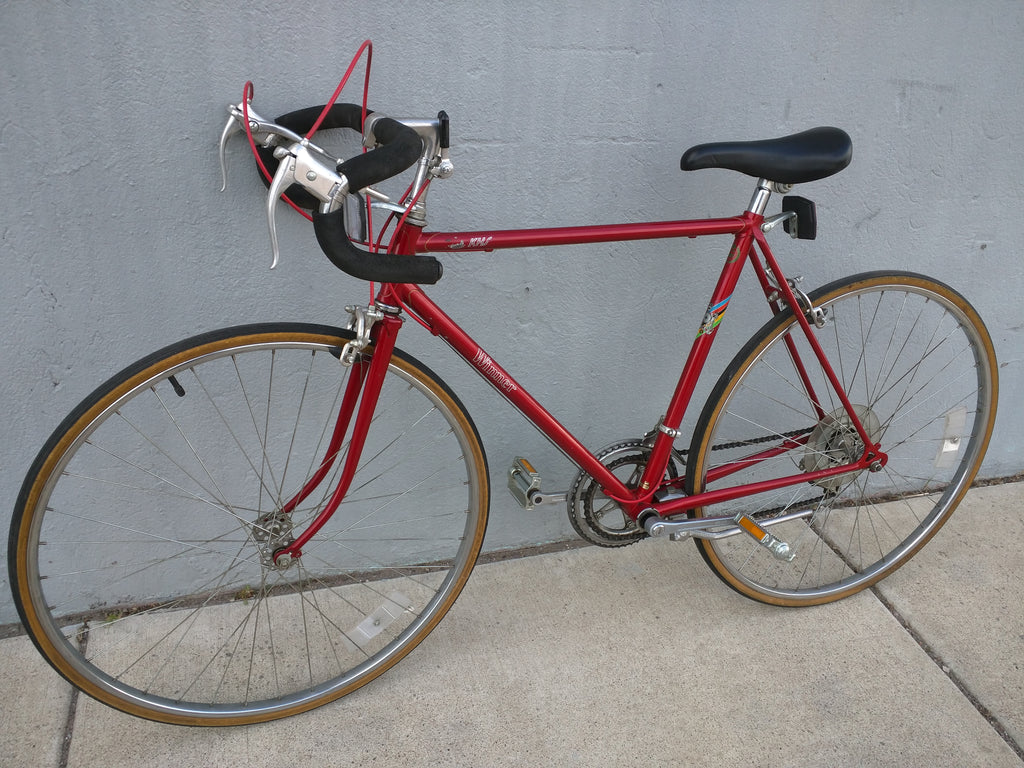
[[696, 296, 731, 337], [472, 348, 518, 393]]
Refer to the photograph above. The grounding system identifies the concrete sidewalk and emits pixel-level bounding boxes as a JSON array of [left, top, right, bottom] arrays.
[[3, 482, 1022, 767]]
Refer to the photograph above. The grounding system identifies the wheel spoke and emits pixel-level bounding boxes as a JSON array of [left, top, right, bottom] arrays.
[[13, 326, 488, 724], [690, 275, 995, 605]]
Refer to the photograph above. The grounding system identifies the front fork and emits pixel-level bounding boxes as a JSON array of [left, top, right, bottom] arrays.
[[270, 305, 404, 566]]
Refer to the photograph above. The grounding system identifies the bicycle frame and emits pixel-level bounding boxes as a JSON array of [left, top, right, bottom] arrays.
[[276, 202, 885, 561]]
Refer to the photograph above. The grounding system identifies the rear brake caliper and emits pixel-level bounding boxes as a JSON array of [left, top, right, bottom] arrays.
[[767, 272, 828, 329]]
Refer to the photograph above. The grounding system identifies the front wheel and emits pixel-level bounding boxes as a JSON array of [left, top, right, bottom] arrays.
[[9, 323, 489, 724], [687, 272, 997, 606]]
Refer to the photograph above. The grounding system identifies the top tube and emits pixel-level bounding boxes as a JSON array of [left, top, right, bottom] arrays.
[[414, 216, 749, 254]]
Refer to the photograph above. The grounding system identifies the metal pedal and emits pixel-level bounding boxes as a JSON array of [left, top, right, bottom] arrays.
[[507, 457, 566, 510], [735, 514, 796, 562]]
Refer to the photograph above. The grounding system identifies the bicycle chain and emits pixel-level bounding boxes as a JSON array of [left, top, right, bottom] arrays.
[[652, 426, 814, 459], [692, 426, 828, 522], [705, 426, 814, 454]]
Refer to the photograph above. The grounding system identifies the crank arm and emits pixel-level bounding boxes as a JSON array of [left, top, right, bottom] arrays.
[[643, 507, 814, 538]]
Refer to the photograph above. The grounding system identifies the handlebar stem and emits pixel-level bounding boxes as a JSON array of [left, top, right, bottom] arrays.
[[363, 114, 451, 227]]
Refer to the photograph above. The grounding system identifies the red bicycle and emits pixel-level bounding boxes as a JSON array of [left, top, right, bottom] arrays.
[[9, 49, 997, 725]]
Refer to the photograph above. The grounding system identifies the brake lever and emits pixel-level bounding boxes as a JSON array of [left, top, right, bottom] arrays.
[[264, 142, 350, 268], [266, 146, 297, 269], [218, 111, 242, 192], [220, 100, 350, 269], [219, 102, 309, 192]]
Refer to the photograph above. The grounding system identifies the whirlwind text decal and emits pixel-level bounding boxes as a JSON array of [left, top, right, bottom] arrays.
[[472, 349, 517, 393]]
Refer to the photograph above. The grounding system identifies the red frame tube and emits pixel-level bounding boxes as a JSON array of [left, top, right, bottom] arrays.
[[277, 313, 404, 560], [417, 217, 746, 253], [409, 212, 875, 517], [279, 209, 882, 545], [278, 357, 367, 516]]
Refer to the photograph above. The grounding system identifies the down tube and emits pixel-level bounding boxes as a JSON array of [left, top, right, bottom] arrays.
[[396, 286, 637, 506]]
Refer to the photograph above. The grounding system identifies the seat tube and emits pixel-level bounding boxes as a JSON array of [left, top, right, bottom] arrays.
[[636, 223, 758, 498]]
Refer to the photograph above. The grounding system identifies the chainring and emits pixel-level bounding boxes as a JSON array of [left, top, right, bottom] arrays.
[[567, 439, 682, 547]]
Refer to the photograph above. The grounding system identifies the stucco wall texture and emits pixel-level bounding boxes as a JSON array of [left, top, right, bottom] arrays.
[[2, 1, 1022, 622]]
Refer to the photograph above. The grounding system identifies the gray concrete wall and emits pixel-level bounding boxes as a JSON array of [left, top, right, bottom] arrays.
[[3, 0, 1022, 624]]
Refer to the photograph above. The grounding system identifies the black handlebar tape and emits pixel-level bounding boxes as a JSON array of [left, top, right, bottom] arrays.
[[336, 117, 423, 193], [251, 103, 438, 282], [312, 208, 443, 285], [277, 103, 367, 132], [254, 105, 423, 206], [254, 104, 371, 209]]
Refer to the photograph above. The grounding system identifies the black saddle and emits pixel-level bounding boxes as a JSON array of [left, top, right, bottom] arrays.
[[680, 127, 852, 184]]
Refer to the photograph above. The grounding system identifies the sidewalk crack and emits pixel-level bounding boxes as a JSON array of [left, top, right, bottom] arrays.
[[58, 686, 80, 768], [57, 624, 89, 768], [873, 587, 1024, 763]]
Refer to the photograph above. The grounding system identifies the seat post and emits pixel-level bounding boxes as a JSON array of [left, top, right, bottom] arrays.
[[747, 178, 773, 216], [747, 178, 795, 217]]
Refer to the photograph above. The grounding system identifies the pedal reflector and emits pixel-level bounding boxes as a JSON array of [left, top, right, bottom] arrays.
[[735, 514, 796, 562]]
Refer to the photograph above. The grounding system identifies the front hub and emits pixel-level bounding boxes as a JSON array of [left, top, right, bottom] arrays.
[[252, 510, 297, 568]]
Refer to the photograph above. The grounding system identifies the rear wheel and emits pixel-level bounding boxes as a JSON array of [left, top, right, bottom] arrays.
[[10, 324, 489, 724], [687, 273, 997, 606]]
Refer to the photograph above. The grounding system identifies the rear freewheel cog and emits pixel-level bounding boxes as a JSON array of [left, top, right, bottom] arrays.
[[568, 440, 682, 547]]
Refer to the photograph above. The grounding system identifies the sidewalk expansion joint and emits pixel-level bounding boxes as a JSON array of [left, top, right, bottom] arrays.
[[872, 586, 1024, 763], [57, 626, 89, 768], [58, 684, 79, 768]]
